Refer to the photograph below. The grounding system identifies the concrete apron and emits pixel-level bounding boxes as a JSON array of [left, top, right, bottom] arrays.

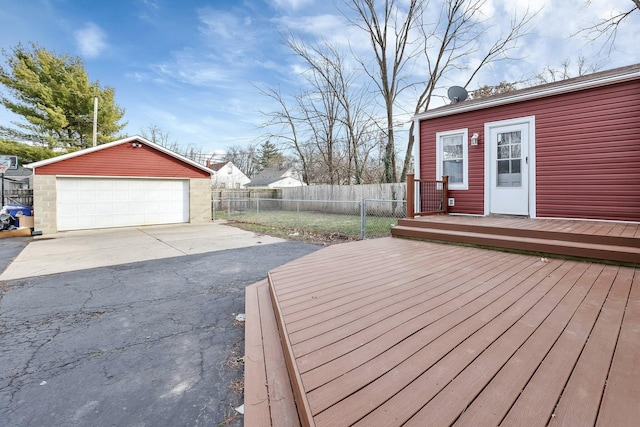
[[0, 221, 285, 281]]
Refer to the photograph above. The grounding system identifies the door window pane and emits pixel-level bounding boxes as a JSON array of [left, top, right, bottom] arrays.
[[496, 130, 522, 187], [498, 160, 510, 174], [511, 159, 521, 174]]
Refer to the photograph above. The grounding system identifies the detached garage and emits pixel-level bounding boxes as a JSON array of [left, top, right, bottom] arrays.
[[27, 136, 213, 234]]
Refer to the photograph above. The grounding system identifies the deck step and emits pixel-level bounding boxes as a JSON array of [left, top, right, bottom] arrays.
[[392, 225, 640, 266], [244, 280, 301, 427], [396, 218, 639, 248]]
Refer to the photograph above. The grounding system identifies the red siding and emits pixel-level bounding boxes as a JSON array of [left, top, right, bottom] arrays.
[[34, 143, 210, 179], [420, 79, 640, 222]]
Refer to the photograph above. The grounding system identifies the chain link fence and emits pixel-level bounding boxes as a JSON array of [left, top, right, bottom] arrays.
[[213, 197, 406, 239]]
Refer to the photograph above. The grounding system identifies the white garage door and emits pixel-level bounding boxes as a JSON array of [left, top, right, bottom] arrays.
[[57, 178, 189, 231]]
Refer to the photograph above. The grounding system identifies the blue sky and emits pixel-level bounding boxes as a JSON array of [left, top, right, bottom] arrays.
[[0, 0, 639, 157]]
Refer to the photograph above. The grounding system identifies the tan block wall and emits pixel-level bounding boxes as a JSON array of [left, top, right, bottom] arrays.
[[32, 174, 58, 234], [189, 178, 212, 223]]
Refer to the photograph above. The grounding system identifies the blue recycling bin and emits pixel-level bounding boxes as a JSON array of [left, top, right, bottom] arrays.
[[4, 204, 33, 227]]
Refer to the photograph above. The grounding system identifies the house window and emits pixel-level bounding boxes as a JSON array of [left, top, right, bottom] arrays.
[[436, 128, 468, 190]]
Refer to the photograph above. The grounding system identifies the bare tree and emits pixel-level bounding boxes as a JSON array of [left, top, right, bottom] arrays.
[[222, 144, 259, 177], [400, 0, 535, 182], [534, 57, 602, 84], [257, 86, 314, 184], [287, 37, 376, 184], [578, 0, 640, 52], [141, 124, 208, 164], [298, 86, 341, 184], [140, 124, 174, 146], [344, 0, 422, 183]]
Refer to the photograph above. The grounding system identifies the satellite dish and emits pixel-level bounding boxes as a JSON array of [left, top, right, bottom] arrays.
[[448, 86, 468, 103]]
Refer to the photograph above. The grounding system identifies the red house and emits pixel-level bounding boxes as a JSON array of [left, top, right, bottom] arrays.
[[412, 63, 640, 222]]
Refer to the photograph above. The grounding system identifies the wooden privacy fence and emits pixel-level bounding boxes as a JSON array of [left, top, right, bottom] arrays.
[[213, 183, 407, 217], [406, 174, 448, 218], [280, 183, 406, 203], [3, 189, 33, 207]]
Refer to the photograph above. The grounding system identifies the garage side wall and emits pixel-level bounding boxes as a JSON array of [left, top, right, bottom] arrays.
[[32, 174, 57, 234], [34, 143, 210, 179], [189, 178, 212, 223]]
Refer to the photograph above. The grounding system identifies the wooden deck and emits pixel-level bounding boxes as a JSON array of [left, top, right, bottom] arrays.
[[245, 218, 640, 426]]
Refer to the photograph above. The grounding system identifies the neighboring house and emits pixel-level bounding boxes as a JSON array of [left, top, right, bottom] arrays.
[[2, 166, 32, 190], [207, 161, 250, 189], [413, 63, 640, 223], [245, 168, 307, 189], [26, 135, 213, 234]]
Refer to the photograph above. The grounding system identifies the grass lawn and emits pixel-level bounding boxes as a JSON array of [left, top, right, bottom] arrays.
[[214, 209, 398, 239]]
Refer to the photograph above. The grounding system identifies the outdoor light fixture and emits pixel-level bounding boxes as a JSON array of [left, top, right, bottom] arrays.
[[131, 142, 143, 148], [470, 133, 479, 146]]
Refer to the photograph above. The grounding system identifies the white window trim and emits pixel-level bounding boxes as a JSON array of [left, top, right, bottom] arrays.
[[436, 128, 469, 190]]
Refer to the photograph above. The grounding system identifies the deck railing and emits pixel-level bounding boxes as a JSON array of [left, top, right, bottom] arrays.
[[406, 174, 448, 218]]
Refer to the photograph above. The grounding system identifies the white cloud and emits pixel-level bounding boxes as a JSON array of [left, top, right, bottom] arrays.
[[74, 23, 108, 58], [136, 0, 161, 23], [270, 0, 314, 11], [197, 7, 266, 63], [145, 7, 266, 89], [198, 10, 239, 39], [150, 50, 230, 86]]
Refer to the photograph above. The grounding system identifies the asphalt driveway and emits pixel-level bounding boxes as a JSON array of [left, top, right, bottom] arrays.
[[0, 230, 320, 426]]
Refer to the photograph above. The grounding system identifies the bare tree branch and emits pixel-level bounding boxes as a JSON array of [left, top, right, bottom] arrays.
[[575, 0, 639, 53]]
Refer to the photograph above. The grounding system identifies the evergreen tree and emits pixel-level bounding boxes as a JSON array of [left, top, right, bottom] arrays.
[[0, 138, 57, 164], [257, 140, 285, 170], [0, 43, 126, 150]]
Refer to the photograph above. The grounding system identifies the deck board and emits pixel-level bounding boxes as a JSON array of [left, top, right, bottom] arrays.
[[278, 248, 464, 318], [245, 281, 301, 427], [596, 268, 640, 426], [299, 254, 532, 389], [257, 282, 301, 427], [485, 264, 611, 426], [306, 256, 558, 418], [256, 218, 640, 426], [549, 267, 633, 426], [287, 250, 495, 344], [455, 265, 618, 426], [244, 282, 271, 427], [360, 262, 596, 427]]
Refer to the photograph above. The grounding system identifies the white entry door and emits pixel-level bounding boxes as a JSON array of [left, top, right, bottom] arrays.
[[487, 120, 531, 215]]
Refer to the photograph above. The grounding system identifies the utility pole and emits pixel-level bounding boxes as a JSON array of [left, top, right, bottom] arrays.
[[92, 96, 98, 147]]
